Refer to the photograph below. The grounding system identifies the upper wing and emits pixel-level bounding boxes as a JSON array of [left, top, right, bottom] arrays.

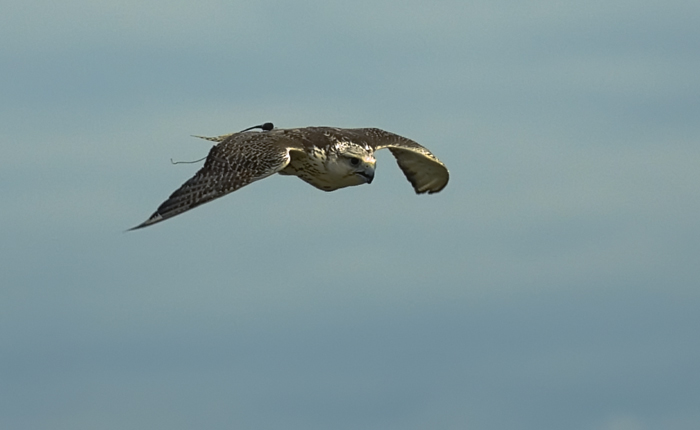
[[130, 132, 302, 230], [343, 128, 449, 194]]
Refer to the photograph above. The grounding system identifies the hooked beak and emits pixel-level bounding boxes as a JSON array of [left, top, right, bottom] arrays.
[[357, 170, 374, 184]]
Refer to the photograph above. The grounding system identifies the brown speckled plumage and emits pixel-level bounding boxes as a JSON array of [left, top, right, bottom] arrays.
[[130, 126, 449, 229]]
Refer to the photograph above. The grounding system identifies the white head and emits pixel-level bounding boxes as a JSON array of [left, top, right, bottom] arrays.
[[327, 141, 376, 186]]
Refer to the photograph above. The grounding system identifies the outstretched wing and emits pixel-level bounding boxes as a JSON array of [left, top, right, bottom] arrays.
[[343, 128, 449, 194], [130, 133, 301, 230]]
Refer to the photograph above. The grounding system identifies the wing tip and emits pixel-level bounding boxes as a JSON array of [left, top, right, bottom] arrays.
[[126, 213, 163, 231], [414, 184, 447, 195], [410, 169, 450, 194]]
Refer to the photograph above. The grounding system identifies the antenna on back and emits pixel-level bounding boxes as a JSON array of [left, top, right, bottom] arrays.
[[240, 122, 274, 132]]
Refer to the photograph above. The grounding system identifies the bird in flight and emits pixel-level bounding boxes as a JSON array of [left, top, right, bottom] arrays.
[[130, 123, 449, 230]]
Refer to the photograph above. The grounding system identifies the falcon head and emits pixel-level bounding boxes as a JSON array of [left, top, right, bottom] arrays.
[[329, 141, 376, 186]]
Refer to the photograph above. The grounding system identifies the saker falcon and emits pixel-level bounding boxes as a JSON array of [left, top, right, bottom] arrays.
[[130, 124, 449, 230]]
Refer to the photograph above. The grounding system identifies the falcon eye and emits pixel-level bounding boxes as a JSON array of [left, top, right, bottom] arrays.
[[349, 157, 360, 166]]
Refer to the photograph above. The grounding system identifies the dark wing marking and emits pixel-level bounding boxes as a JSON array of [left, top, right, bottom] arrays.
[[342, 128, 449, 194], [130, 132, 302, 229]]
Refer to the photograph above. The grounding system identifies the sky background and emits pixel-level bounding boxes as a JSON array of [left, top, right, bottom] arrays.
[[2, 1, 699, 429]]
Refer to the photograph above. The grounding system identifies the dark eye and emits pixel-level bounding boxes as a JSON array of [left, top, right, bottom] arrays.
[[349, 157, 360, 166]]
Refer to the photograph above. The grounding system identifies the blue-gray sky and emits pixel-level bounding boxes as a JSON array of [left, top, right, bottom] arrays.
[[2, 1, 699, 429]]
